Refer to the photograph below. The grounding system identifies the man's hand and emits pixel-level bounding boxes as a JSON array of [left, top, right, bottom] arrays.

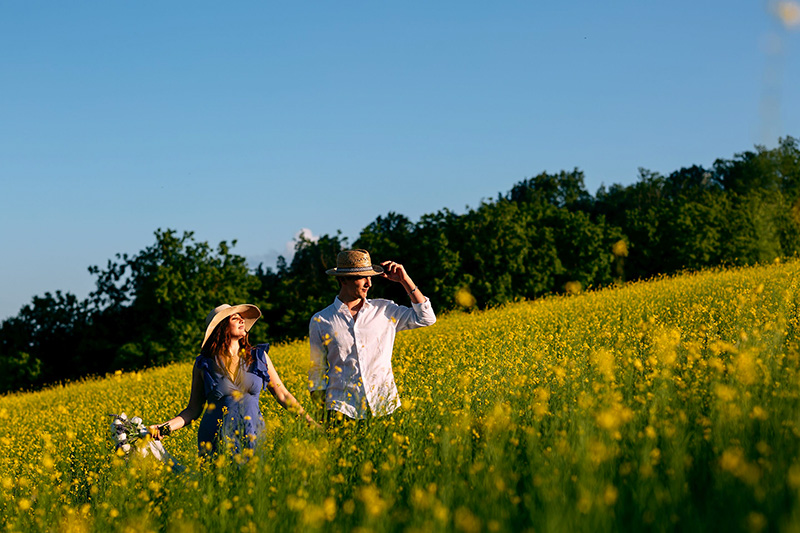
[[380, 261, 410, 284], [380, 260, 425, 303]]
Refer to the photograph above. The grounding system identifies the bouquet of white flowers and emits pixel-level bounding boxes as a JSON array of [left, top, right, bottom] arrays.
[[109, 413, 184, 472]]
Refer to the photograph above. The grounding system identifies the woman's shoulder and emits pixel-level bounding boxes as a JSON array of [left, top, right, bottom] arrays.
[[193, 354, 213, 371], [251, 343, 270, 362]]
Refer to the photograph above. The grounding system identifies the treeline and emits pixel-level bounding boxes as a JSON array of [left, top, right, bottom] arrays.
[[2, 137, 799, 393]]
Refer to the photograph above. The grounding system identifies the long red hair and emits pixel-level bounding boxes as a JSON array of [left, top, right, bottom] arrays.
[[200, 317, 254, 366]]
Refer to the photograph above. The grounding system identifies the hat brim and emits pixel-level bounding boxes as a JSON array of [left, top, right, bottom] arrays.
[[201, 304, 261, 349], [325, 265, 385, 277]]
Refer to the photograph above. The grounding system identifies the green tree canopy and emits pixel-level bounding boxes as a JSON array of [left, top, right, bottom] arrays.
[[2, 137, 800, 392], [88, 229, 259, 368]]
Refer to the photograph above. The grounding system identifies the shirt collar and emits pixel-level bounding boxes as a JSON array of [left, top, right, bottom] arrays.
[[334, 296, 371, 312]]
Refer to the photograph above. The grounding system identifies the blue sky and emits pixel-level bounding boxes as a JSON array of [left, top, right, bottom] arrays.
[[2, 1, 799, 320]]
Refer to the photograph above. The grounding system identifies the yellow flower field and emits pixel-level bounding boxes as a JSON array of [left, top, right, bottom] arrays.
[[1, 260, 799, 532]]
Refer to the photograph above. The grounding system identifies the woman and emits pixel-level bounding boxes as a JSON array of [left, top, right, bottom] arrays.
[[150, 303, 316, 456]]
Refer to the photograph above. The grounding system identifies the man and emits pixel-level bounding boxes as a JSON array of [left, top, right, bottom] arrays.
[[308, 249, 436, 425]]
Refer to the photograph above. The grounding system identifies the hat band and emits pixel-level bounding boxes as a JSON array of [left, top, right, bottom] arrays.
[[336, 266, 375, 273]]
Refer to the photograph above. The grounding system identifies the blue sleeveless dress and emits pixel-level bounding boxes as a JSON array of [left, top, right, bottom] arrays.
[[195, 343, 271, 456]]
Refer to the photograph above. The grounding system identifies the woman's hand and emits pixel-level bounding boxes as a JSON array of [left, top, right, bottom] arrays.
[[148, 425, 163, 440], [304, 413, 323, 431], [148, 422, 172, 440]]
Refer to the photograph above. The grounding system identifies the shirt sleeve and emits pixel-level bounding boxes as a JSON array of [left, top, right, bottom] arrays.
[[391, 297, 437, 332], [308, 315, 329, 392]]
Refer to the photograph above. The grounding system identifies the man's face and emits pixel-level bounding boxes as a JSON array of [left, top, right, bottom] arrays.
[[340, 275, 372, 300]]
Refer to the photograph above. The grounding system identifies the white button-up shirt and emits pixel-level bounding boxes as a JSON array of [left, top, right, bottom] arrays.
[[308, 296, 436, 419]]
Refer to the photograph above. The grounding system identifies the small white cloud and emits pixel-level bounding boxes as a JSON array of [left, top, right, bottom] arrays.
[[297, 227, 319, 242], [285, 228, 319, 255]]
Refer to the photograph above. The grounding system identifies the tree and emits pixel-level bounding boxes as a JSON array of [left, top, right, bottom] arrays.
[[507, 169, 594, 211], [546, 208, 624, 291], [594, 169, 668, 279], [88, 229, 259, 369], [713, 137, 800, 263], [255, 232, 346, 341], [404, 211, 463, 309], [0, 291, 88, 390]]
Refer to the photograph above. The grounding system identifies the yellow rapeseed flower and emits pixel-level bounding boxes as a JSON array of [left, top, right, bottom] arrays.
[[455, 287, 477, 308], [612, 240, 629, 257]]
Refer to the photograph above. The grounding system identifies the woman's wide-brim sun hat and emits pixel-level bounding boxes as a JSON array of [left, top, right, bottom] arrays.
[[326, 249, 385, 277], [201, 303, 261, 349]]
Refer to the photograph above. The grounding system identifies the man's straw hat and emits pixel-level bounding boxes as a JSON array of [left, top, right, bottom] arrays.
[[201, 303, 261, 349], [326, 249, 384, 277]]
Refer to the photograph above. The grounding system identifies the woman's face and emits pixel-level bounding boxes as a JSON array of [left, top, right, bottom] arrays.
[[227, 313, 247, 340]]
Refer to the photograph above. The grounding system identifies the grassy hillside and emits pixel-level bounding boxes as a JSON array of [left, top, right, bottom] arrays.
[[1, 260, 799, 532]]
